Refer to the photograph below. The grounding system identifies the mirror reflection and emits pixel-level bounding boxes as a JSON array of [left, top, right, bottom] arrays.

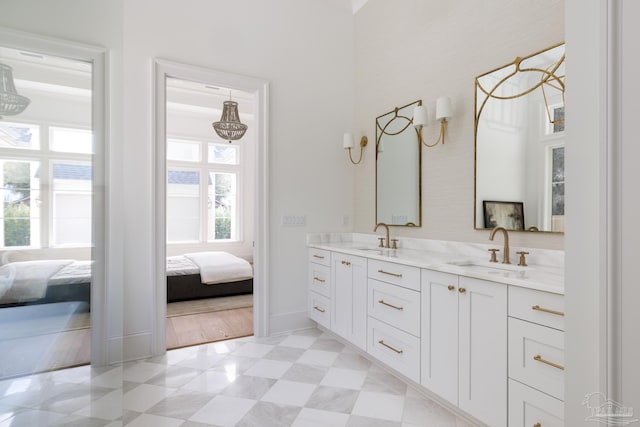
[[475, 43, 565, 233], [376, 100, 421, 226]]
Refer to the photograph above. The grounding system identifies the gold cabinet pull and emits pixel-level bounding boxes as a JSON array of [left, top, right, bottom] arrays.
[[313, 306, 325, 313], [533, 423, 541, 427], [458, 287, 466, 294], [447, 285, 455, 291], [313, 276, 326, 283], [533, 354, 565, 371], [341, 260, 351, 266], [313, 254, 325, 259], [378, 340, 403, 354], [378, 299, 404, 311], [532, 305, 564, 317], [378, 269, 403, 278]]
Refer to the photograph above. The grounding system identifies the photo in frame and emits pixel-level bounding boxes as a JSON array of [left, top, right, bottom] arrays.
[[483, 200, 525, 230]]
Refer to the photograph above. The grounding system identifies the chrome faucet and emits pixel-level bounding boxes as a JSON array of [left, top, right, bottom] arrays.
[[374, 222, 390, 248], [489, 226, 510, 264]]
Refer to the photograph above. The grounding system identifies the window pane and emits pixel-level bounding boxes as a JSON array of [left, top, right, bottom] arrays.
[[168, 139, 200, 162], [208, 172, 236, 241], [208, 143, 238, 165], [1, 160, 39, 247], [50, 127, 93, 154], [167, 169, 200, 242], [52, 162, 92, 246], [0, 122, 40, 150]]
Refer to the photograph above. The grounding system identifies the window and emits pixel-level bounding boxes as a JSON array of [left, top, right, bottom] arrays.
[[0, 122, 92, 248], [166, 139, 240, 243], [550, 145, 565, 232]]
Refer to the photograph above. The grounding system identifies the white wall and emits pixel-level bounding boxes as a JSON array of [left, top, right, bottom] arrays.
[[353, 0, 565, 249], [2, 0, 355, 361]]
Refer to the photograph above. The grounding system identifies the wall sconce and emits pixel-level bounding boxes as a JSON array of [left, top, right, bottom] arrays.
[[343, 132, 368, 164], [413, 96, 452, 147]]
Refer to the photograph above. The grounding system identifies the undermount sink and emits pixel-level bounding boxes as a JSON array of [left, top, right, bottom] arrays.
[[446, 260, 526, 273]]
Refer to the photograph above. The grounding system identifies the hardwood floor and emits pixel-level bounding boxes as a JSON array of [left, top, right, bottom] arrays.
[[166, 307, 253, 349]]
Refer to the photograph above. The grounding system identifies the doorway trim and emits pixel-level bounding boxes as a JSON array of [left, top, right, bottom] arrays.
[[152, 59, 269, 355]]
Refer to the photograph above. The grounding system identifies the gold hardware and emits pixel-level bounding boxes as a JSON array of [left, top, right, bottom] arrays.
[[374, 222, 391, 248], [313, 306, 325, 313], [534, 423, 541, 427], [458, 287, 466, 294], [378, 237, 385, 248], [313, 276, 325, 283], [532, 305, 564, 317], [378, 269, 402, 278], [517, 251, 529, 266], [378, 299, 404, 311], [488, 248, 499, 263], [448, 285, 455, 291], [489, 226, 511, 264], [346, 135, 368, 165], [533, 354, 565, 371], [312, 254, 325, 259], [527, 226, 540, 232], [378, 340, 403, 354], [341, 260, 351, 266], [391, 238, 398, 249]]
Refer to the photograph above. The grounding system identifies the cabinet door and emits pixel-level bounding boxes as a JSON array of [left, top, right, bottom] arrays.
[[458, 276, 507, 427], [421, 269, 459, 405], [332, 253, 367, 350]]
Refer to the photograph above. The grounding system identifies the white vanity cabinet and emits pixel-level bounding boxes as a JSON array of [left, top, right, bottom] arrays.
[[508, 286, 565, 427], [307, 248, 332, 329], [421, 269, 508, 427], [331, 252, 367, 350], [366, 259, 421, 383]]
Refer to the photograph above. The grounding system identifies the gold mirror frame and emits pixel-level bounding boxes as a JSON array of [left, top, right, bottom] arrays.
[[375, 100, 422, 227], [474, 43, 565, 233]]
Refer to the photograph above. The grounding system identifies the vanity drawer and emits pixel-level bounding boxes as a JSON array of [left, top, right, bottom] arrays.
[[308, 248, 331, 267], [368, 279, 420, 337], [508, 379, 564, 427], [508, 317, 564, 400], [367, 317, 420, 383], [308, 292, 331, 329], [509, 286, 564, 331], [368, 259, 420, 291], [308, 263, 331, 298]]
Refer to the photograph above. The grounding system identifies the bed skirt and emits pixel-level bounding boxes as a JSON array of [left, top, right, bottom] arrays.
[[167, 274, 253, 303]]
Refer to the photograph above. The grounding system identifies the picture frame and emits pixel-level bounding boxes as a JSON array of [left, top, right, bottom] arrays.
[[483, 200, 525, 230]]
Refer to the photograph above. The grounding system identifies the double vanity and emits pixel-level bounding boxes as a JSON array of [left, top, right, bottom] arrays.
[[307, 233, 565, 427]]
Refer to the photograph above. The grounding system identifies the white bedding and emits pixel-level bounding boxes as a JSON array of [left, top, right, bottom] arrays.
[[183, 251, 253, 284], [0, 260, 74, 303]]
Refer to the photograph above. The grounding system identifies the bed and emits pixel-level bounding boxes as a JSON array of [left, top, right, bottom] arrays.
[[0, 260, 91, 308], [166, 251, 253, 303]]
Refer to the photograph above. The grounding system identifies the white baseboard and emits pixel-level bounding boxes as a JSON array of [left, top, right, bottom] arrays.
[[121, 332, 153, 362], [269, 310, 315, 335]]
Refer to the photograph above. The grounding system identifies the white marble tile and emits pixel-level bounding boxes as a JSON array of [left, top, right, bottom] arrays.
[[320, 368, 367, 390], [126, 413, 184, 427], [402, 396, 458, 426], [236, 401, 302, 427], [123, 362, 168, 383], [86, 367, 123, 389], [260, 380, 316, 407], [146, 389, 214, 420], [244, 359, 293, 379], [0, 409, 66, 426], [189, 395, 256, 426], [122, 384, 175, 413], [351, 391, 405, 422], [181, 370, 237, 394], [232, 342, 275, 358], [72, 389, 123, 421], [292, 407, 350, 427], [278, 334, 317, 349], [296, 349, 339, 367]]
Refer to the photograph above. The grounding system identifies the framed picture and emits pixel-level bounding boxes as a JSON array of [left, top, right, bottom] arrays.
[[483, 200, 525, 230]]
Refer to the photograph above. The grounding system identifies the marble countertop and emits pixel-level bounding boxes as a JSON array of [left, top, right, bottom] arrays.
[[308, 235, 564, 295]]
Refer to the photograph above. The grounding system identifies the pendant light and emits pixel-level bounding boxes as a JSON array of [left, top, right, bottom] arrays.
[[0, 62, 30, 119], [212, 91, 247, 143]]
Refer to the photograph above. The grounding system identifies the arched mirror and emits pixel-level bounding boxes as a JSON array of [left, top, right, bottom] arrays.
[[376, 100, 422, 226], [475, 43, 565, 233]]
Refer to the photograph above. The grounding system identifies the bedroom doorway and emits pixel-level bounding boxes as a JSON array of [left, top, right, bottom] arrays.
[[154, 60, 269, 353], [0, 31, 106, 378]]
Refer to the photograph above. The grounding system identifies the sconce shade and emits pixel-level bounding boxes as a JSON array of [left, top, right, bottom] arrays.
[[0, 63, 30, 119], [343, 132, 355, 149], [413, 105, 428, 127], [435, 96, 452, 120], [212, 100, 248, 142]]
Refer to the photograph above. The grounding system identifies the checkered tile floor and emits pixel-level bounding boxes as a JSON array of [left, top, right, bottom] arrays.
[[0, 329, 476, 426]]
